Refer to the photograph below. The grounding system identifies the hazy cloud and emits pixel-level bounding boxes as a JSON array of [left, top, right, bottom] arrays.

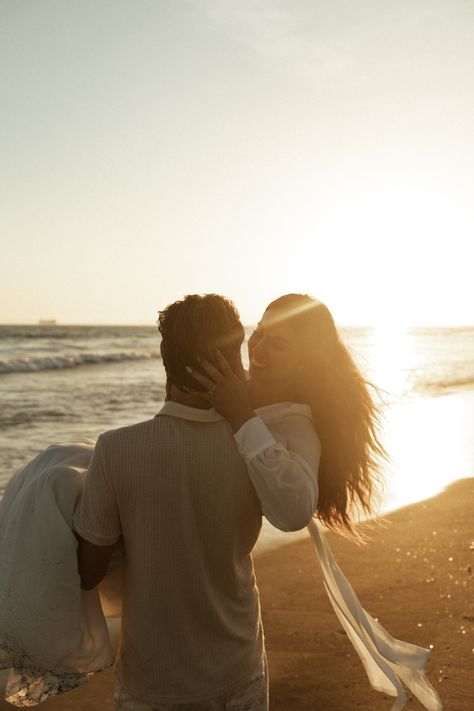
[[191, 0, 355, 82]]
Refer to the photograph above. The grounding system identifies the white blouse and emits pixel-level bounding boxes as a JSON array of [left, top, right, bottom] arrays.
[[236, 403, 320, 532]]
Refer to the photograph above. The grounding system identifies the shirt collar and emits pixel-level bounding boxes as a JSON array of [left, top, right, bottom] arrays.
[[156, 401, 225, 422]]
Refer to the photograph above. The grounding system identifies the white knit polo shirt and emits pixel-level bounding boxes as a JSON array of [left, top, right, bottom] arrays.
[[73, 402, 265, 705]]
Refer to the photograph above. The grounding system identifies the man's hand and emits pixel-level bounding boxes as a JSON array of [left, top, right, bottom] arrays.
[[75, 533, 116, 590], [185, 351, 256, 432]]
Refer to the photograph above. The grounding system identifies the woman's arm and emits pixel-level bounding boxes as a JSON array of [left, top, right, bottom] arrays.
[[233, 413, 320, 531]]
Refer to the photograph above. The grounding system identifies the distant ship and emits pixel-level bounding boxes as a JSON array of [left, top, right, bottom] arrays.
[[38, 319, 57, 325]]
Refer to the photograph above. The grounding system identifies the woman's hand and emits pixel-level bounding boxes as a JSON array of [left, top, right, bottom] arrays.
[[185, 351, 256, 432]]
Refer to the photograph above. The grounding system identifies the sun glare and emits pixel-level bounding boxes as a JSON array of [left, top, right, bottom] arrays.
[[381, 393, 474, 513], [361, 326, 416, 403]]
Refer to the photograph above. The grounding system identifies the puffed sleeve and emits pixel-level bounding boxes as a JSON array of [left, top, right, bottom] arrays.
[[73, 435, 121, 545], [233, 414, 320, 532]]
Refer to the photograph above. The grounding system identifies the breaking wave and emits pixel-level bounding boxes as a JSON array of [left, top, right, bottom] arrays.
[[0, 350, 160, 375], [415, 374, 474, 395]]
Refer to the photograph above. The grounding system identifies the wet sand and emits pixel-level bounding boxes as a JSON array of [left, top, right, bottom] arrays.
[[1, 478, 473, 710], [256, 477, 473, 710]]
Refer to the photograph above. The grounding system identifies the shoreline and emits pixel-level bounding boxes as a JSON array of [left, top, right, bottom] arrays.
[[2, 478, 473, 710]]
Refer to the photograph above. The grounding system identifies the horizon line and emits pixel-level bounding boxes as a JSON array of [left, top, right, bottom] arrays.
[[1, 321, 473, 330]]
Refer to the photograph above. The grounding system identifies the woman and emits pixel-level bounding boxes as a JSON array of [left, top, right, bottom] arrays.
[[185, 293, 442, 711], [187, 293, 383, 539], [0, 294, 441, 710]]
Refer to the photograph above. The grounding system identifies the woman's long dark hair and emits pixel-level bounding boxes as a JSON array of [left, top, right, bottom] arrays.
[[266, 294, 387, 539]]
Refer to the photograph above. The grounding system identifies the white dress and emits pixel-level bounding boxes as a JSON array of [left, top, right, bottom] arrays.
[[0, 441, 124, 706], [0, 404, 442, 710]]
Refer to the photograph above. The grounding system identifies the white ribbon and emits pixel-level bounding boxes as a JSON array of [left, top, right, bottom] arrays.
[[307, 520, 443, 711]]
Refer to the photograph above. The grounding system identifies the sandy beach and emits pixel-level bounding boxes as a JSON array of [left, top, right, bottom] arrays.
[[1, 478, 472, 711]]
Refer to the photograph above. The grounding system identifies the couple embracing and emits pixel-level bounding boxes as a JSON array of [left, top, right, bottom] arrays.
[[76, 292, 325, 710], [0, 293, 442, 711]]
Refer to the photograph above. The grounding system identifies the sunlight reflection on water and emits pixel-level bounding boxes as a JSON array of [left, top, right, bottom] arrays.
[[380, 391, 474, 512], [362, 325, 417, 402], [358, 326, 474, 510]]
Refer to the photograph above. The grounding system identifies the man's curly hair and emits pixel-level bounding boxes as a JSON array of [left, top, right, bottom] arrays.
[[157, 294, 244, 392]]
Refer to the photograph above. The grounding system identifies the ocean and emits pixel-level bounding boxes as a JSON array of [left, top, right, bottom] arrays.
[[1, 323, 473, 548]]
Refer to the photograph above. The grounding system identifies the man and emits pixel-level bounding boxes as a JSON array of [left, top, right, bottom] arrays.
[[73, 294, 313, 711]]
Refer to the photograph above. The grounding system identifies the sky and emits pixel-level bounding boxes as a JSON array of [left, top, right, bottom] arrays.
[[1, 0, 473, 326]]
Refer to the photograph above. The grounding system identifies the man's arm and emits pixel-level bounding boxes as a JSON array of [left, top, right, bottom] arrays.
[[73, 435, 121, 588], [75, 532, 115, 590]]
